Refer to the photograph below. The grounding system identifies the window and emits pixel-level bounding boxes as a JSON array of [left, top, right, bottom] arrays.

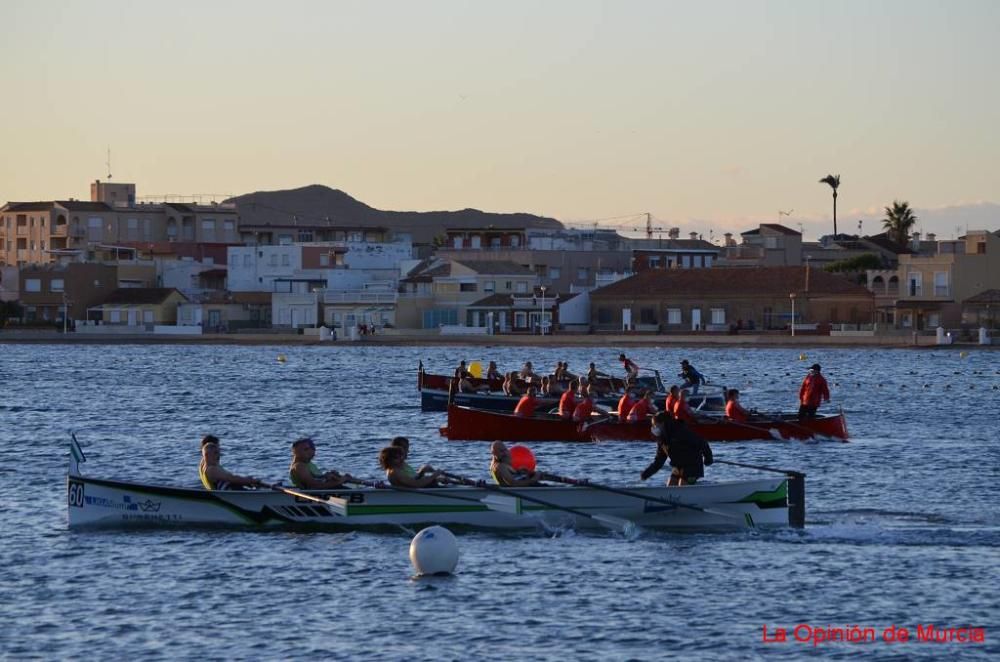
[[453, 236, 463, 249], [510, 235, 521, 248], [243, 255, 251, 267], [319, 254, 330, 267], [143, 310, 154, 324], [576, 267, 590, 282], [928, 313, 941, 328], [223, 220, 235, 239], [648, 256, 661, 268], [484, 280, 495, 293], [110, 310, 121, 323], [202, 219, 216, 241], [50, 279, 64, 292], [933, 272, 949, 297], [597, 308, 612, 324], [25, 278, 41, 292], [470, 236, 481, 249], [281, 254, 290, 266], [514, 311, 527, 328], [298, 231, 313, 242], [667, 308, 681, 325], [504, 281, 512, 291], [143, 218, 152, 240], [278, 234, 293, 245], [907, 272, 922, 297], [515, 281, 528, 293], [88, 217, 103, 240], [682, 255, 691, 268], [127, 217, 139, 240], [549, 267, 561, 279], [977, 242, 987, 255], [269, 254, 278, 266], [640, 307, 656, 324], [534, 265, 547, 278], [460, 283, 477, 292], [711, 308, 726, 324], [765, 237, 778, 249]]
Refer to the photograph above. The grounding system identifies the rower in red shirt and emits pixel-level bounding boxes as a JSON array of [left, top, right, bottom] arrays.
[[617, 387, 637, 421], [672, 389, 697, 424], [664, 385, 680, 417], [558, 379, 579, 420], [572, 384, 596, 423], [627, 389, 657, 422], [724, 388, 750, 423], [514, 386, 539, 418]]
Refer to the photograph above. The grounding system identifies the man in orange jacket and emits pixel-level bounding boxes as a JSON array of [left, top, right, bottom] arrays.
[[798, 364, 830, 418]]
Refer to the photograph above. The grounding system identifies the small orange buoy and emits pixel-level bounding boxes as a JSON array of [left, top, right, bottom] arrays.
[[509, 445, 536, 472]]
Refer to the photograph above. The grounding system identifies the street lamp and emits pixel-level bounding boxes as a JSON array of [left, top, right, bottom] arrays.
[[789, 292, 796, 337], [540, 286, 546, 335]]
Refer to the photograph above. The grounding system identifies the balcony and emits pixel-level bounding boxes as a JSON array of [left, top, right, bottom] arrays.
[[323, 291, 398, 305]]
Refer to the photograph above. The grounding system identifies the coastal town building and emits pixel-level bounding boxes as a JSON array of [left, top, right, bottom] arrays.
[[462, 289, 580, 333], [883, 230, 1000, 330], [715, 224, 803, 267], [397, 258, 538, 329], [91, 288, 187, 327], [16, 263, 119, 325], [436, 227, 632, 291], [628, 234, 719, 271], [588, 265, 874, 333], [0, 180, 238, 267]]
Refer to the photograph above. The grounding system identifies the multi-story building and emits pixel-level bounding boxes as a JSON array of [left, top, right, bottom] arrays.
[[17, 263, 119, 324], [0, 180, 239, 266], [437, 227, 632, 291], [888, 230, 1000, 329], [629, 234, 720, 270], [716, 224, 803, 267], [397, 258, 538, 329]]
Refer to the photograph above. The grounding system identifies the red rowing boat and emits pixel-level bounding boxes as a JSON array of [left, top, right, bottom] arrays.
[[441, 405, 849, 442]]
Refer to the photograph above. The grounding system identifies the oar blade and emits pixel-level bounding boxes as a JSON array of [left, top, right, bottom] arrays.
[[481, 493, 522, 515]]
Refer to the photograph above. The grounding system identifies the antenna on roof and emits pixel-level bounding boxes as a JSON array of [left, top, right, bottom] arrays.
[[106, 147, 112, 180]]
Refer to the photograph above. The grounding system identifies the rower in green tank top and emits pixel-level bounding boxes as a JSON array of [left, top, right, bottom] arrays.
[[389, 436, 437, 482], [198, 435, 261, 491], [289, 437, 354, 489]]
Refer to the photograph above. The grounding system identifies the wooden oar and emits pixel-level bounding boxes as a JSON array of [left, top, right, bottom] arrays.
[[261, 481, 350, 515], [704, 417, 787, 441], [441, 472, 637, 534], [540, 473, 746, 524]]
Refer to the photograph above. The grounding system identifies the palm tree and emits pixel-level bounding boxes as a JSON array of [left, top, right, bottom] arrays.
[[882, 200, 918, 245], [819, 174, 841, 237]]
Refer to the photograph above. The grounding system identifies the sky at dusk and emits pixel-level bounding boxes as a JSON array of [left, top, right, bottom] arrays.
[[1, 0, 997, 240]]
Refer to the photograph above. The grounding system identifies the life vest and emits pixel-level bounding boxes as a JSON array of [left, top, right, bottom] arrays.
[[573, 398, 594, 422], [664, 394, 677, 416], [289, 461, 323, 488], [628, 398, 651, 421], [725, 400, 748, 423], [618, 394, 636, 420], [673, 399, 695, 424], [558, 391, 577, 418], [514, 394, 537, 418]]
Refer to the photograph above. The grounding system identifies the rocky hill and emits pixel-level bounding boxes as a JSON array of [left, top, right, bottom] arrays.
[[227, 185, 563, 244]]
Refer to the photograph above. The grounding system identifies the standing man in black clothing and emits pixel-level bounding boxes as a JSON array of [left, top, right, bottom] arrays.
[[640, 412, 713, 486]]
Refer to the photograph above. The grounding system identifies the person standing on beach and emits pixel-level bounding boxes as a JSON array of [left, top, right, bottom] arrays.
[[798, 364, 830, 418]]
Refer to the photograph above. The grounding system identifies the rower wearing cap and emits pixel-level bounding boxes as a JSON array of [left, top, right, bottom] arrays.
[[199, 436, 261, 490], [289, 437, 354, 489], [798, 363, 830, 418], [489, 441, 542, 487]]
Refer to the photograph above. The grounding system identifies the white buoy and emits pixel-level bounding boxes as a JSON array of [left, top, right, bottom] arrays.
[[409, 525, 459, 576]]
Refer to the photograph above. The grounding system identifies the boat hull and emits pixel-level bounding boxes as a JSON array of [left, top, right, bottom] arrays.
[[443, 405, 848, 442], [421, 387, 725, 413], [67, 474, 791, 531]]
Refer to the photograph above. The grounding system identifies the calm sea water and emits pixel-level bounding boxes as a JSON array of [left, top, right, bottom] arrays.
[[0, 342, 997, 660]]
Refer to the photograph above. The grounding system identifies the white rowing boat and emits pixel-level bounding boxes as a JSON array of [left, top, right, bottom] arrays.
[[66, 441, 799, 531]]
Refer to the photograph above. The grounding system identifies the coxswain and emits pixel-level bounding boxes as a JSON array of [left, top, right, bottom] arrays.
[[389, 436, 437, 482], [562, 362, 577, 380], [558, 379, 579, 419], [379, 446, 443, 488], [572, 383, 596, 422], [724, 389, 750, 423], [289, 437, 354, 489], [627, 389, 657, 422], [199, 437, 261, 491], [514, 386, 539, 418], [678, 359, 706, 395], [519, 361, 538, 382], [664, 385, 680, 416], [640, 412, 713, 486], [798, 363, 830, 418], [486, 360, 502, 381], [490, 441, 542, 487], [619, 353, 640, 380], [672, 389, 697, 424]]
